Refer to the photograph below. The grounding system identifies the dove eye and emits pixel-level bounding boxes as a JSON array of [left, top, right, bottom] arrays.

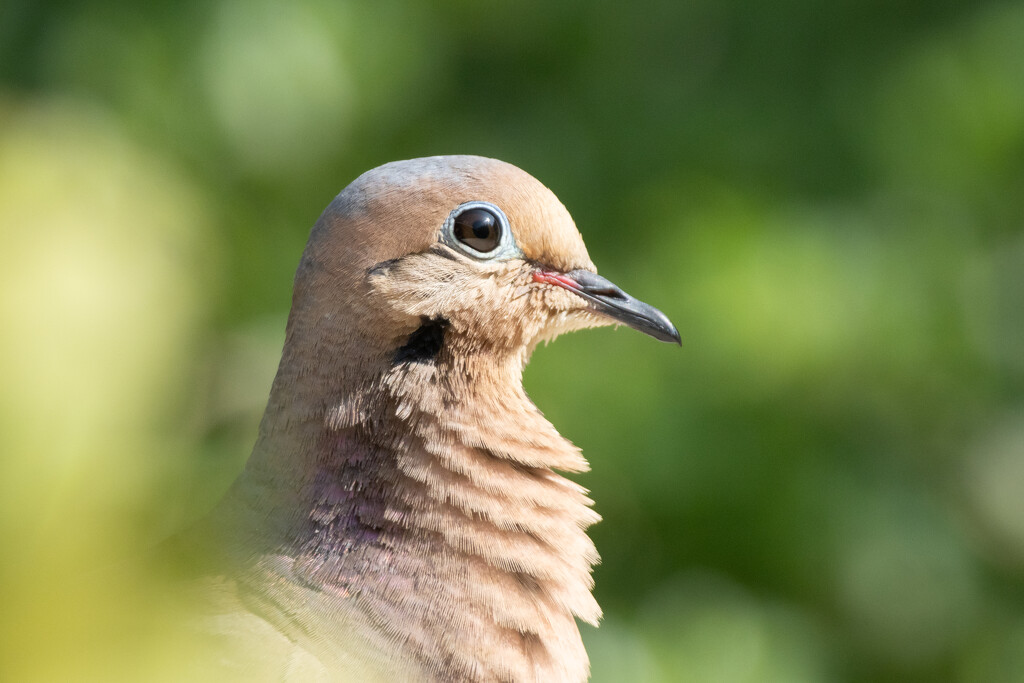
[[441, 201, 521, 260], [452, 208, 500, 252]]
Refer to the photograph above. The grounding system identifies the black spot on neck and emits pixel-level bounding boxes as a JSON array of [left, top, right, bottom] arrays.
[[393, 317, 449, 364]]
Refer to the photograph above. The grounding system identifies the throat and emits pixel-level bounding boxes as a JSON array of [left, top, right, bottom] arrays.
[[278, 359, 602, 682]]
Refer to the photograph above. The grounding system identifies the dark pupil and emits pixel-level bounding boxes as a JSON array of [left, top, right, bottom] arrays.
[[453, 208, 500, 252]]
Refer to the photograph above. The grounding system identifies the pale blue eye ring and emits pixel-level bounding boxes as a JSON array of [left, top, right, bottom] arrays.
[[441, 201, 522, 260]]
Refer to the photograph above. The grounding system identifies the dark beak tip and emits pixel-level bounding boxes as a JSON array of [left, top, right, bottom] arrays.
[[651, 317, 682, 345]]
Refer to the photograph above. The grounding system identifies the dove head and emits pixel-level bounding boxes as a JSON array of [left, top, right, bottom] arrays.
[[288, 155, 677, 369]]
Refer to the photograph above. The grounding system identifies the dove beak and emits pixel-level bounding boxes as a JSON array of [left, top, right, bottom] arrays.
[[533, 269, 681, 345]]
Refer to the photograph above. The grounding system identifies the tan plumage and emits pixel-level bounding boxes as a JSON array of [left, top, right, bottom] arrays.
[[179, 156, 678, 682]]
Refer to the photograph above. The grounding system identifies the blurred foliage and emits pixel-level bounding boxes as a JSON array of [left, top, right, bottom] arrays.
[[2, 0, 1023, 681]]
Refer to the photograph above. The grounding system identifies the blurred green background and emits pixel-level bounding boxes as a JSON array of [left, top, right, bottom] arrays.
[[2, 1, 1023, 681]]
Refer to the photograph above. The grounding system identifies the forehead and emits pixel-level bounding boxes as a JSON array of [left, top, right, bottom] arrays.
[[323, 156, 593, 272]]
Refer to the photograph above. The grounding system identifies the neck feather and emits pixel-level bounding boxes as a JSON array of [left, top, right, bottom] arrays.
[[226, 344, 601, 683]]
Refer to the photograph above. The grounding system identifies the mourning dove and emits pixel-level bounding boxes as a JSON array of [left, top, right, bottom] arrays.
[[179, 155, 679, 682]]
